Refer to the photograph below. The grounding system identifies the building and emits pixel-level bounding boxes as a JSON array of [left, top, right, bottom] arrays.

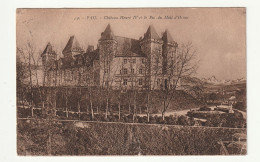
[[42, 24, 180, 91]]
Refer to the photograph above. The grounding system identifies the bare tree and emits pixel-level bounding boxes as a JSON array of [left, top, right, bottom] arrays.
[[145, 47, 163, 122], [87, 66, 95, 119], [161, 42, 198, 120], [117, 61, 125, 120], [129, 57, 138, 122]]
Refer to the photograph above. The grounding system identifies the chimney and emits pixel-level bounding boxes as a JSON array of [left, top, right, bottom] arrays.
[[87, 45, 94, 52]]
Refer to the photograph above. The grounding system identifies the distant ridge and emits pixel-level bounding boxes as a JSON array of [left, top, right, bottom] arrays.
[[200, 76, 246, 85]]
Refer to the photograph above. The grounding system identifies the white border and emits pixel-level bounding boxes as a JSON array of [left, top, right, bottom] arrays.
[[1, 0, 260, 162]]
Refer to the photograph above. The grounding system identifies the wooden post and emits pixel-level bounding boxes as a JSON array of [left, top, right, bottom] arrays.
[[65, 87, 68, 118], [31, 88, 34, 117], [118, 102, 121, 120], [105, 98, 108, 119], [78, 87, 81, 120]]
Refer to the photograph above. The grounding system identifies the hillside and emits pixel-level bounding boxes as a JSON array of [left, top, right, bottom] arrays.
[[17, 119, 246, 155], [109, 90, 203, 113]]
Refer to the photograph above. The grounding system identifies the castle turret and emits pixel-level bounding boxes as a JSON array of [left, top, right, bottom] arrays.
[[41, 42, 57, 69], [162, 29, 178, 75], [62, 35, 84, 58], [86, 45, 94, 53], [140, 25, 163, 89], [98, 24, 118, 87]]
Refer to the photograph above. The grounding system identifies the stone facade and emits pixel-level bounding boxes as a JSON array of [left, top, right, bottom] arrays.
[[42, 24, 180, 90]]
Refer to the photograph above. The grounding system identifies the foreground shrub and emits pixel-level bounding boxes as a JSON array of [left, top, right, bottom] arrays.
[[199, 106, 211, 111], [17, 108, 32, 118], [80, 113, 91, 121], [17, 119, 246, 155]]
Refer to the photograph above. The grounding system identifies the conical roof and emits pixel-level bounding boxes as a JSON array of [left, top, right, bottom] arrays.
[[41, 42, 55, 56], [100, 24, 115, 40], [162, 29, 174, 43], [143, 25, 160, 40], [62, 35, 83, 54]]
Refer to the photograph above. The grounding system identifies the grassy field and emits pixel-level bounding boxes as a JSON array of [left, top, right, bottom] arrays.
[[17, 119, 246, 155]]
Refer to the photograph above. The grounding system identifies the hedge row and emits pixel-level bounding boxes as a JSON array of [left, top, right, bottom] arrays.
[[187, 110, 246, 128], [55, 112, 197, 126]]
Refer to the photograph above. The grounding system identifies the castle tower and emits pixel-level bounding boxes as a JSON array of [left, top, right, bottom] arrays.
[[140, 25, 163, 89], [98, 24, 118, 87], [62, 35, 84, 58], [41, 42, 57, 69], [162, 29, 178, 75]]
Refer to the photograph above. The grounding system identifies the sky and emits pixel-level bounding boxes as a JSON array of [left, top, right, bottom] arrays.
[[16, 8, 246, 80]]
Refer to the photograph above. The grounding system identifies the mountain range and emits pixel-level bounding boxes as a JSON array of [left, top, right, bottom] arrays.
[[201, 76, 246, 85]]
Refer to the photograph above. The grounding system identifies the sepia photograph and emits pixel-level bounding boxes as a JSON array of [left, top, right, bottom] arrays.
[[16, 8, 246, 155]]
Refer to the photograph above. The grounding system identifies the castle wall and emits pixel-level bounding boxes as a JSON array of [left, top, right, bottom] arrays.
[[42, 26, 179, 91]]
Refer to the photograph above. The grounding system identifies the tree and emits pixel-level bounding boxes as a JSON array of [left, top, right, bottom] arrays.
[[208, 93, 218, 103], [145, 46, 163, 122], [16, 50, 29, 108], [233, 102, 246, 112], [17, 36, 56, 154], [161, 42, 199, 120]]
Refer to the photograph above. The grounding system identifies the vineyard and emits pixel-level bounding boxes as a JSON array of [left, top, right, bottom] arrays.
[[17, 119, 246, 155]]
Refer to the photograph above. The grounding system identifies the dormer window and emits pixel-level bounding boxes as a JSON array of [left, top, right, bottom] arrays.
[[105, 69, 109, 73], [123, 68, 128, 74], [78, 58, 82, 65], [139, 79, 143, 85], [123, 79, 128, 85], [139, 69, 143, 74]]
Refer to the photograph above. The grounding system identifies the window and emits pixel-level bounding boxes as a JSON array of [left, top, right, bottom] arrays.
[[131, 68, 135, 73], [104, 69, 109, 73], [139, 79, 143, 85], [121, 89, 127, 93], [123, 79, 128, 85], [71, 71, 74, 80], [139, 69, 143, 74], [123, 68, 128, 74], [124, 59, 127, 64], [133, 59, 136, 64], [105, 81, 109, 86], [78, 58, 82, 65], [157, 79, 161, 86]]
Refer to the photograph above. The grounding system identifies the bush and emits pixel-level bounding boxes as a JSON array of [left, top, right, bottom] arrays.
[[199, 106, 211, 111], [126, 114, 134, 123], [33, 109, 42, 117], [156, 116, 164, 124], [214, 107, 229, 113], [80, 113, 91, 121], [109, 115, 119, 122], [189, 117, 196, 126], [233, 102, 246, 112], [136, 116, 147, 123], [56, 111, 66, 117], [68, 112, 79, 120], [17, 108, 32, 118], [177, 115, 189, 126], [166, 115, 177, 125], [149, 116, 156, 124], [122, 115, 129, 123]]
